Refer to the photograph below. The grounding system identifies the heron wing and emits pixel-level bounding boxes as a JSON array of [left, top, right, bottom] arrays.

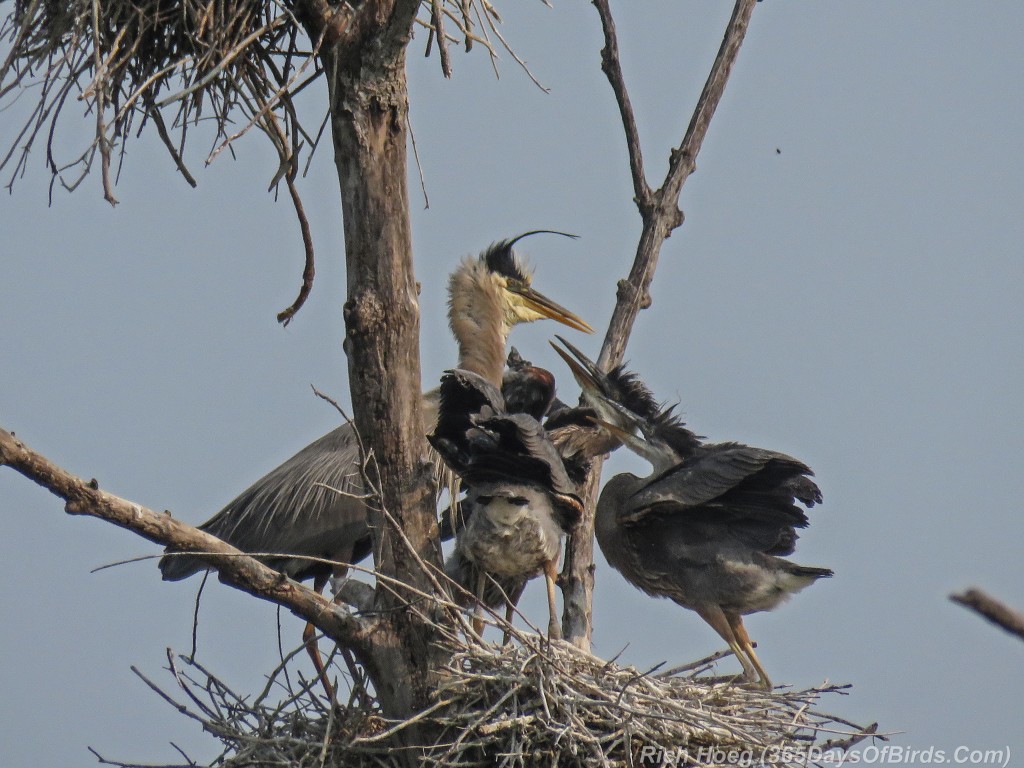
[[159, 423, 371, 581], [619, 443, 821, 556], [429, 368, 505, 472], [470, 412, 578, 498]]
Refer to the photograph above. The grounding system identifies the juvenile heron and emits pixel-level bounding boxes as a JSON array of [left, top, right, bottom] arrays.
[[442, 343, 650, 629], [501, 347, 561, 420], [158, 232, 592, 685], [554, 344, 830, 689], [430, 368, 583, 640]]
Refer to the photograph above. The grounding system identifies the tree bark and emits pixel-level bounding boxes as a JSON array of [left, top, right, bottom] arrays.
[[563, 0, 759, 652], [951, 588, 1024, 642], [0, 428, 375, 655], [319, 0, 447, 727]]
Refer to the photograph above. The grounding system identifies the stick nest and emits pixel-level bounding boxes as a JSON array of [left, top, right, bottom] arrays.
[[0, 0, 536, 199], [113, 632, 880, 768]]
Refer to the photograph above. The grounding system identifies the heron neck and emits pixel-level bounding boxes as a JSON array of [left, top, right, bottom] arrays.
[[448, 257, 510, 385]]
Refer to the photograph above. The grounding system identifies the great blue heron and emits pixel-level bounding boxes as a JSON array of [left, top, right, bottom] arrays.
[[158, 232, 593, 686], [546, 335, 663, 483], [553, 342, 830, 689], [440, 352, 560, 636], [429, 368, 583, 640]]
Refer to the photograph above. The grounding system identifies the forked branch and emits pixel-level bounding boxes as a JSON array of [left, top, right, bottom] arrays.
[[562, 0, 759, 650]]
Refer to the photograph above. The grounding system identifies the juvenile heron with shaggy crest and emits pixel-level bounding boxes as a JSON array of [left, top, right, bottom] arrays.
[[552, 339, 830, 689]]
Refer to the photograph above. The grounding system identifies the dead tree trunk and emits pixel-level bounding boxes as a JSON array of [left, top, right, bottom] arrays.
[[317, 1, 447, 724]]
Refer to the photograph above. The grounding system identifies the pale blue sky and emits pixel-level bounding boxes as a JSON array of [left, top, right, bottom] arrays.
[[2, 2, 1022, 765]]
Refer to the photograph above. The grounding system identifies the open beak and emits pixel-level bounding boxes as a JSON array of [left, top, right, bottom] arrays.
[[549, 336, 609, 396], [512, 286, 595, 334]]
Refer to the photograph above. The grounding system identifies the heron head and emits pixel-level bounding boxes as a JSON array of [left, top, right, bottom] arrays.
[[550, 336, 661, 423], [482, 231, 594, 333], [588, 409, 681, 476]]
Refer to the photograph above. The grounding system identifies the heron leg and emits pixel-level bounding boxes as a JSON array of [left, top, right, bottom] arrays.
[[472, 570, 486, 637], [503, 602, 515, 646], [501, 582, 527, 646], [544, 558, 562, 641], [304, 572, 336, 702], [694, 604, 757, 684], [726, 612, 772, 690]]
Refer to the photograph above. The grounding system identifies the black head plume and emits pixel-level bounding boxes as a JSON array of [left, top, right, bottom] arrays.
[[483, 230, 579, 281]]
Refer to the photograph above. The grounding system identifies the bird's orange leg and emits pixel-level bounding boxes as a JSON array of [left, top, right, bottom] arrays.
[[726, 613, 772, 690], [544, 558, 562, 641], [304, 572, 335, 702], [694, 604, 757, 684]]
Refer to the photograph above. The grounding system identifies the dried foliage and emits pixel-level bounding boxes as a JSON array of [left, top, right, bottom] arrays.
[[0, 0, 544, 321], [102, 611, 880, 768], [0, 0, 541, 198]]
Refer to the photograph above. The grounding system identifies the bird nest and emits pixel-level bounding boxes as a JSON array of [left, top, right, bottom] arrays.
[[107, 625, 880, 768], [2, 0, 541, 320], [0, 0, 537, 199]]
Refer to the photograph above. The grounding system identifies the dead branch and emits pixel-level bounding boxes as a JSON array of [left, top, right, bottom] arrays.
[[951, 588, 1024, 642], [0, 0, 542, 325], [563, 0, 759, 651], [0, 427, 373, 657]]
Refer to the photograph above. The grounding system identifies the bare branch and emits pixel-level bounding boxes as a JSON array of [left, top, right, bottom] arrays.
[[563, 0, 759, 652], [591, 0, 649, 207], [951, 588, 1024, 642], [428, 0, 453, 78], [599, 0, 758, 370], [0, 427, 373, 657]]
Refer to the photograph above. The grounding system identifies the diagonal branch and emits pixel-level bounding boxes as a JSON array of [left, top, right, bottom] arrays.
[[563, 0, 759, 651], [598, 0, 758, 370], [951, 588, 1024, 643], [0, 427, 374, 658]]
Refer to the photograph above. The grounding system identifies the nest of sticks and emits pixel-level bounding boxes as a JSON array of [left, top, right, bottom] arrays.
[[1, 0, 542, 320], [108, 610, 880, 768], [0, 0, 537, 198]]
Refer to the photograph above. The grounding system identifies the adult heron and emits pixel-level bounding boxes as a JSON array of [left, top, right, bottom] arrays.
[[158, 232, 592, 682], [553, 342, 830, 689]]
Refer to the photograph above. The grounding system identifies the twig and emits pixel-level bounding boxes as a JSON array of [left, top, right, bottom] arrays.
[[592, 0, 649, 207], [429, 0, 453, 77], [189, 571, 209, 660], [275, 169, 316, 326], [407, 112, 430, 209], [951, 588, 1024, 642]]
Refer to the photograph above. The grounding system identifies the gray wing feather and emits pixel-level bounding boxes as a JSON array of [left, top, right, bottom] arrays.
[[621, 444, 816, 526], [159, 423, 370, 580]]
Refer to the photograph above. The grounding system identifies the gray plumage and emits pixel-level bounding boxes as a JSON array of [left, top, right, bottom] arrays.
[[159, 425, 370, 582], [158, 233, 592, 588], [553, 341, 830, 688]]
